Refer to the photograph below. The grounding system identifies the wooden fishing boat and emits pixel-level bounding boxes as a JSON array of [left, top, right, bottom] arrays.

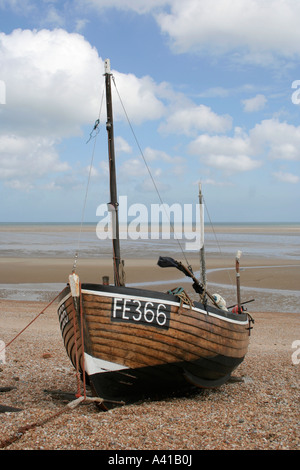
[[57, 60, 254, 405]]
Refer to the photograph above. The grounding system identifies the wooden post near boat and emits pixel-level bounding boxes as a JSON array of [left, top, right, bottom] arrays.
[[235, 250, 242, 313], [198, 183, 206, 292], [104, 59, 124, 287]]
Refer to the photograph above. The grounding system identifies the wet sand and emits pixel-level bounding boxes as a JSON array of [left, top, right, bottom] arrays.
[[1, 255, 300, 290]]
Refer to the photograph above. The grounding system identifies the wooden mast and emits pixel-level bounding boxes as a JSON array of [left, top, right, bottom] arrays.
[[104, 59, 123, 286]]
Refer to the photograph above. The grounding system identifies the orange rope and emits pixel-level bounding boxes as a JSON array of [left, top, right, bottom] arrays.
[[70, 296, 82, 398], [79, 282, 86, 399], [70, 284, 87, 400]]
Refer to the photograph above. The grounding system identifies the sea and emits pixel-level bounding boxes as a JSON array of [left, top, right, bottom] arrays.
[[0, 222, 300, 313]]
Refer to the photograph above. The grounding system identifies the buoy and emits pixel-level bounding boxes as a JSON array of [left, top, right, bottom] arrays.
[[212, 294, 228, 311]]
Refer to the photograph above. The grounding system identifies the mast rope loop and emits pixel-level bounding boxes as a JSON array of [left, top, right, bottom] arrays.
[[86, 118, 100, 144], [111, 75, 191, 268]]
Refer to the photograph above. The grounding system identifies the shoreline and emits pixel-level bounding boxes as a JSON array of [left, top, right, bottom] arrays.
[[1, 221, 300, 230], [0, 255, 299, 290], [1, 256, 299, 313]]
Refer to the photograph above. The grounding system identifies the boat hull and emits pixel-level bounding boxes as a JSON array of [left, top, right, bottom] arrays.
[[57, 283, 251, 404]]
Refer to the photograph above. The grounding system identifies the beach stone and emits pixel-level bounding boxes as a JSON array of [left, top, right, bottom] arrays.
[[0, 404, 22, 413], [42, 353, 52, 359], [0, 386, 17, 393]]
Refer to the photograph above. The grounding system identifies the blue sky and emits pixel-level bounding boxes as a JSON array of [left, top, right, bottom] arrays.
[[0, 0, 299, 223]]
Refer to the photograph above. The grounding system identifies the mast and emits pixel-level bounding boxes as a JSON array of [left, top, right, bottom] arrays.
[[104, 59, 124, 286]]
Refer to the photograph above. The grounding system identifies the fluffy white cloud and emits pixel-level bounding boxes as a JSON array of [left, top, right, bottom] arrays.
[[189, 133, 251, 157], [250, 119, 300, 161], [0, 0, 34, 14], [0, 28, 102, 137], [111, 71, 166, 124], [115, 136, 132, 154], [0, 28, 168, 134], [143, 147, 183, 164], [0, 134, 69, 189], [242, 94, 267, 113], [159, 104, 232, 136], [118, 157, 148, 180], [273, 171, 299, 184], [143, 147, 186, 176], [3, 1, 300, 67], [0, 28, 169, 189], [0, 28, 103, 188], [189, 131, 261, 173], [155, 0, 300, 64], [189, 119, 300, 176]]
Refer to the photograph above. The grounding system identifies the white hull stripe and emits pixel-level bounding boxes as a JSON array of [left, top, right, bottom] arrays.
[[84, 352, 128, 375], [58, 289, 249, 326]]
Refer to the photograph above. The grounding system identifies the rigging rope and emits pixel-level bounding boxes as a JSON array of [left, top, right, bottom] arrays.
[[111, 75, 191, 269], [203, 195, 235, 288], [73, 87, 105, 273], [86, 118, 100, 144]]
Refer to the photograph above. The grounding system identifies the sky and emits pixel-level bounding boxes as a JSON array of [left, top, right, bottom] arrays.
[[0, 0, 300, 223]]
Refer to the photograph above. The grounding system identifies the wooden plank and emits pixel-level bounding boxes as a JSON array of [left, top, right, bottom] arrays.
[[85, 311, 249, 346], [89, 326, 248, 364], [86, 319, 249, 358], [82, 294, 250, 337]]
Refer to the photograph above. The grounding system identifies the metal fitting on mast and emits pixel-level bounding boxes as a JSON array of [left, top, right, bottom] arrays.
[[104, 58, 111, 75]]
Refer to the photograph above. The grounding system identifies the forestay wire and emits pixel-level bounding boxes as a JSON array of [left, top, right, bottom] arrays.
[[203, 195, 235, 287], [111, 75, 192, 270]]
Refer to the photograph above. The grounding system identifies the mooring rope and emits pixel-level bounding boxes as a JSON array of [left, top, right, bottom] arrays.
[[0, 290, 63, 356]]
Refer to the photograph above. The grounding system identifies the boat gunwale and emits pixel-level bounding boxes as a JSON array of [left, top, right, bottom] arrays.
[[57, 283, 250, 326]]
